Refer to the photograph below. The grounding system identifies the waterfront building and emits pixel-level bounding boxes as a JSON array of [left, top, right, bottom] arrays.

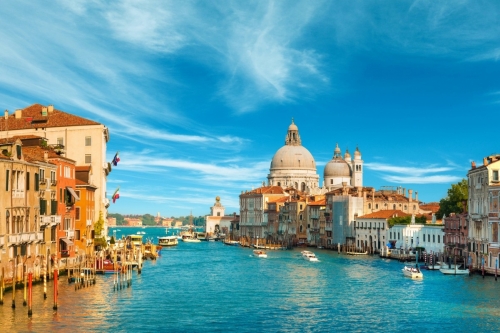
[[306, 198, 326, 247], [0, 104, 111, 238], [0, 137, 46, 278], [325, 190, 364, 248], [355, 210, 408, 253], [266, 196, 288, 243], [204, 196, 233, 236], [467, 155, 500, 272], [364, 186, 427, 215], [443, 213, 468, 258], [239, 186, 286, 241], [390, 222, 444, 253], [75, 166, 97, 256]]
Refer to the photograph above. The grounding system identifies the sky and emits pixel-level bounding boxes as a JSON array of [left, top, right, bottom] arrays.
[[0, 1, 499, 217]]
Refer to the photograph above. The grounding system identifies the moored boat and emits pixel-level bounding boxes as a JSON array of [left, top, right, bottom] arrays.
[[439, 265, 469, 275], [181, 234, 201, 242], [302, 250, 319, 262], [224, 240, 240, 246], [253, 250, 267, 258], [158, 235, 178, 247]]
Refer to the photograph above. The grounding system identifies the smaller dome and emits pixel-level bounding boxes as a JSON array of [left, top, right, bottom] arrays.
[[288, 118, 298, 131], [324, 159, 351, 178]]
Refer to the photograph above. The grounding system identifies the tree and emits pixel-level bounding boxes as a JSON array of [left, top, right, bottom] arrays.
[[94, 211, 105, 237], [437, 179, 468, 218]]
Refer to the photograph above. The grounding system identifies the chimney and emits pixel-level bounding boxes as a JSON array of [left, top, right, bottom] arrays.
[[44, 151, 48, 162], [14, 109, 22, 119], [408, 189, 413, 203], [483, 157, 488, 166], [42, 107, 48, 116], [48, 104, 54, 113], [471, 161, 476, 169], [415, 191, 418, 202], [4, 110, 8, 119]]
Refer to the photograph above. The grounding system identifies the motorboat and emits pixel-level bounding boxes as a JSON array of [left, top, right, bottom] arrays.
[[440, 265, 469, 275], [158, 236, 178, 247], [223, 240, 240, 246], [402, 265, 423, 279], [302, 251, 319, 262], [253, 250, 268, 258], [181, 234, 201, 242]]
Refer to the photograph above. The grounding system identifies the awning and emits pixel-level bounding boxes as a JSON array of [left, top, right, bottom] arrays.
[[60, 238, 74, 246], [66, 186, 80, 201]]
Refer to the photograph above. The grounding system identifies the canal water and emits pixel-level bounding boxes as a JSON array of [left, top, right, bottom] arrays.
[[1, 226, 499, 332]]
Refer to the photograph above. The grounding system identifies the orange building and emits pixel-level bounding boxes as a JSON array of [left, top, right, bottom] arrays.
[[75, 178, 96, 256], [49, 155, 78, 260]]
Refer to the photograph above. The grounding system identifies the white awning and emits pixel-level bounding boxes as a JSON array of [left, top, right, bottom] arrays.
[[60, 238, 74, 246], [66, 187, 80, 201]]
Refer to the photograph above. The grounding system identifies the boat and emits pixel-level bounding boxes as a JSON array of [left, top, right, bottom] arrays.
[[126, 234, 143, 248], [346, 251, 368, 255], [223, 240, 240, 246], [181, 234, 201, 242], [440, 264, 469, 275], [158, 235, 178, 247], [301, 250, 319, 262], [402, 265, 423, 279], [253, 250, 267, 258], [97, 259, 125, 274]]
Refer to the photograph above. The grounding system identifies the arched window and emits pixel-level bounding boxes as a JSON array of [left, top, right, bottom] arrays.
[[217, 212, 220, 216], [330, 179, 333, 184], [301, 182, 306, 192], [277, 182, 281, 186], [368, 203, 371, 209], [299, 225, 303, 232], [376, 204, 379, 209], [393, 204, 396, 209]]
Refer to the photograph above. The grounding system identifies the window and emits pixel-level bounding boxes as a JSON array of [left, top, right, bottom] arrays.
[[75, 207, 81, 220], [5, 170, 9, 191], [85, 136, 91, 146], [75, 229, 81, 240], [40, 168, 45, 180], [375, 204, 379, 209], [64, 218, 71, 230], [393, 204, 396, 209], [85, 154, 91, 163], [494, 170, 499, 181], [57, 137, 64, 146], [433, 235, 435, 243], [75, 190, 81, 199], [50, 171, 56, 184], [217, 212, 220, 216], [438, 235, 440, 243], [34, 173, 39, 191], [368, 203, 371, 209], [26, 172, 30, 191], [64, 166, 71, 178], [330, 179, 333, 185]]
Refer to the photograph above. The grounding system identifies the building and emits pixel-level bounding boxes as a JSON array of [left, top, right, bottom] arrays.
[[75, 166, 97, 256], [443, 213, 468, 257], [390, 222, 444, 253], [355, 210, 408, 253], [467, 155, 500, 272], [0, 104, 111, 238], [204, 196, 234, 237]]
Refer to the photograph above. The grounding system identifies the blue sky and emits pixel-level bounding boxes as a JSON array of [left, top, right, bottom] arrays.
[[1, 1, 499, 217]]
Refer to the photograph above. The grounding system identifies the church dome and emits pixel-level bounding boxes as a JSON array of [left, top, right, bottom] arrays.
[[271, 145, 316, 170], [324, 143, 351, 178], [324, 159, 351, 177]]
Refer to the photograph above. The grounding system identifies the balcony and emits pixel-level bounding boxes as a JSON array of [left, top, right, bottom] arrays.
[[86, 219, 92, 227], [66, 230, 75, 239], [41, 216, 51, 226], [8, 234, 20, 244]]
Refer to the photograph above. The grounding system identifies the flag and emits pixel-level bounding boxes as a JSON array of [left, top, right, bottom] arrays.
[[112, 187, 120, 203], [112, 152, 120, 166]]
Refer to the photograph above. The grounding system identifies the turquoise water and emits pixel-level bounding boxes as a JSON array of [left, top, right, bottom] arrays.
[[0, 226, 499, 332]]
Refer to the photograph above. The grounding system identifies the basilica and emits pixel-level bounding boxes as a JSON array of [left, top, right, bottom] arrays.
[[267, 119, 363, 194]]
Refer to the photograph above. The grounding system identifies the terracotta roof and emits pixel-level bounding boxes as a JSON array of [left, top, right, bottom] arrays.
[[0, 104, 101, 130], [241, 185, 285, 196], [419, 202, 440, 213], [358, 210, 410, 219], [308, 199, 326, 206]]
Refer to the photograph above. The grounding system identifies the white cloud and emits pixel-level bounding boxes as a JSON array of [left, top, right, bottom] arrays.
[[383, 175, 461, 184], [365, 162, 462, 184]]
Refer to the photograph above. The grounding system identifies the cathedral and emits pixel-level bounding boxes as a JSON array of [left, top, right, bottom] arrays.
[[267, 119, 363, 194]]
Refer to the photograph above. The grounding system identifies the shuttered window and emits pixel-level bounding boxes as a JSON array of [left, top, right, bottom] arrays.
[[35, 173, 39, 191], [5, 170, 9, 191], [26, 172, 30, 190], [51, 200, 58, 215]]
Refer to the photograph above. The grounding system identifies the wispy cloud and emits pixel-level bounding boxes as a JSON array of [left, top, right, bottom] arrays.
[[365, 162, 461, 184]]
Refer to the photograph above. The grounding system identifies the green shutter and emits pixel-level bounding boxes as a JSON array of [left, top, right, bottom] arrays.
[[40, 199, 46, 215], [35, 173, 39, 191], [16, 145, 21, 159], [5, 170, 9, 191], [51, 200, 57, 215]]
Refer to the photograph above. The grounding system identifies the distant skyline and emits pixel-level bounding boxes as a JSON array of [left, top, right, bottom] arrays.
[[1, 1, 499, 216]]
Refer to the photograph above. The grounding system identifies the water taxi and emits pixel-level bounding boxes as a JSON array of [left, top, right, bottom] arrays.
[[402, 265, 423, 279], [302, 251, 319, 262], [158, 236, 178, 247], [126, 234, 143, 248], [253, 250, 267, 258]]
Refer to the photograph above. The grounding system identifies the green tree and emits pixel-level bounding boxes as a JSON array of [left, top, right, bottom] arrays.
[[94, 211, 105, 237], [437, 179, 468, 218], [387, 215, 426, 228]]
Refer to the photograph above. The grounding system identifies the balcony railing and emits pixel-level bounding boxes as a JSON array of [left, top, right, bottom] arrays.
[[66, 230, 75, 239], [86, 219, 92, 227], [8, 234, 19, 244]]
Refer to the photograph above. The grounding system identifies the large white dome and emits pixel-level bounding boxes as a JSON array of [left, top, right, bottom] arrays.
[[271, 145, 316, 171]]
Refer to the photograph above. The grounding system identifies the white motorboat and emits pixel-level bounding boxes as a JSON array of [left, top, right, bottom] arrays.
[[253, 250, 267, 258], [302, 251, 319, 262], [440, 265, 469, 275], [181, 234, 201, 242], [402, 265, 423, 279], [158, 236, 178, 247]]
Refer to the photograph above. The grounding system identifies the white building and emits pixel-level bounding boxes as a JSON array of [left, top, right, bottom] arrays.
[[390, 223, 444, 253], [205, 196, 233, 236]]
